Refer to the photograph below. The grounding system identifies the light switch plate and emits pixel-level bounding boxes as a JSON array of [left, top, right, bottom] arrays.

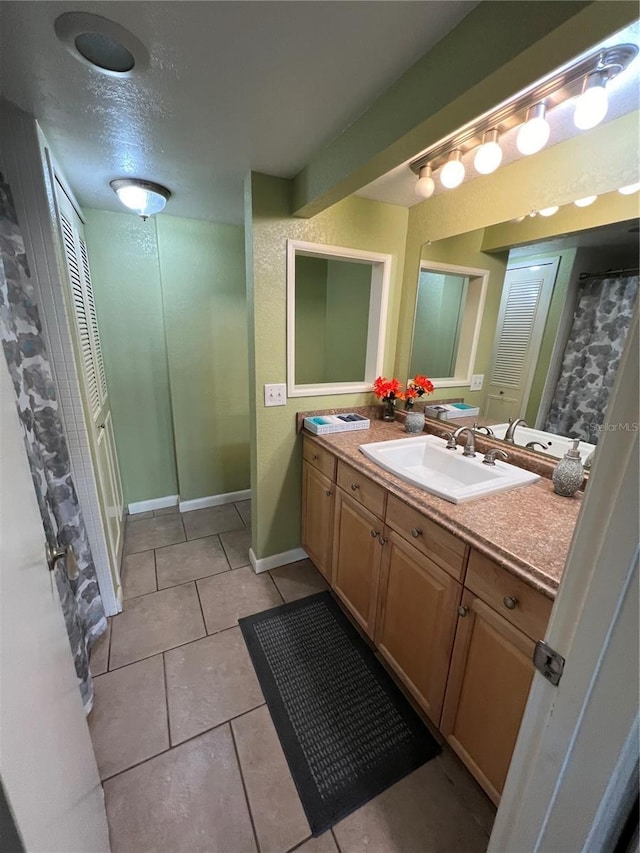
[[470, 374, 484, 392], [264, 383, 287, 407]]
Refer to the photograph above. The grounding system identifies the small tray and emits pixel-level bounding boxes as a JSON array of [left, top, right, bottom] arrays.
[[304, 414, 371, 435]]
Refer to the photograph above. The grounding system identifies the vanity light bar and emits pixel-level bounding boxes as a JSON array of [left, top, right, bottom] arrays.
[[409, 42, 638, 188]]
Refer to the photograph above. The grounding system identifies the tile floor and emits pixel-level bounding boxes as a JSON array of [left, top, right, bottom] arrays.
[[89, 501, 494, 853]]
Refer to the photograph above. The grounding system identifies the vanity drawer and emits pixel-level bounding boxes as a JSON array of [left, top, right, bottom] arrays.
[[303, 437, 336, 481], [337, 461, 386, 518], [466, 549, 552, 641], [385, 495, 468, 582]]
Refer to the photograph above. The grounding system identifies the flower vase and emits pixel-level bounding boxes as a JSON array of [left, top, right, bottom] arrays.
[[405, 410, 425, 434], [382, 397, 396, 422]]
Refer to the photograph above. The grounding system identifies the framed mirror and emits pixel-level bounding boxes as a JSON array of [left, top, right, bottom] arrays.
[[286, 239, 391, 397]]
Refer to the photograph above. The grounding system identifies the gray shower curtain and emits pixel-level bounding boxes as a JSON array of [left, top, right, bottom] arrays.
[[544, 273, 639, 444], [0, 174, 106, 712]]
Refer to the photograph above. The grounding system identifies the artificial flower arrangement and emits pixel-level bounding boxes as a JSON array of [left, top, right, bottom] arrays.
[[403, 374, 435, 410], [373, 374, 434, 422]]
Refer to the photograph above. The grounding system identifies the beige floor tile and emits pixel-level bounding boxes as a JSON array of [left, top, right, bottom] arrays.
[[109, 584, 205, 669], [294, 833, 340, 853], [182, 504, 245, 540], [270, 559, 328, 602], [438, 746, 496, 837], [235, 499, 251, 527], [154, 505, 179, 516], [124, 514, 185, 555], [165, 626, 264, 745], [88, 655, 168, 780], [128, 510, 153, 521], [220, 527, 252, 568], [121, 551, 156, 599], [155, 536, 230, 589], [197, 566, 281, 634], [104, 725, 257, 853], [89, 620, 111, 676], [332, 761, 489, 853], [232, 705, 310, 853]]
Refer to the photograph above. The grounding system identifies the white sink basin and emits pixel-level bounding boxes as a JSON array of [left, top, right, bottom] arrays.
[[359, 434, 540, 503]]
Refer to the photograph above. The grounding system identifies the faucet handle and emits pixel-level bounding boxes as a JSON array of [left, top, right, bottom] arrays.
[[473, 422, 494, 436], [442, 431, 458, 450], [483, 448, 509, 465]]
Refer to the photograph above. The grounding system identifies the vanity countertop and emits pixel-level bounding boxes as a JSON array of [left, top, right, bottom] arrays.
[[303, 420, 583, 599]]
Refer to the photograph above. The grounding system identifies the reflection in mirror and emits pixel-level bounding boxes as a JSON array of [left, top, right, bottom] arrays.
[[286, 240, 391, 397]]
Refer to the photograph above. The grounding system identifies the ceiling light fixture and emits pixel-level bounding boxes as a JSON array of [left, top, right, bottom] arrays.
[[538, 205, 560, 217], [110, 179, 171, 219], [618, 182, 640, 195], [574, 195, 598, 207], [440, 150, 465, 189], [473, 129, 503, 174], [55, 12, 149, 76], [574, 71, 609, 130], [516, 103, 551, 156], [415, 164, 435, 199]]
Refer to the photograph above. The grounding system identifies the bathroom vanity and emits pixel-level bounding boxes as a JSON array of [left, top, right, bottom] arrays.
[[300, 420, 581, 805]]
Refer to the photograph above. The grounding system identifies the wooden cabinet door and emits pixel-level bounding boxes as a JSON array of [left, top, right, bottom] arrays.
[[301, 461, 335, 581], [441, 589, 536, 805], [375, 530, 462, 726], [332, 489, 383, 638]]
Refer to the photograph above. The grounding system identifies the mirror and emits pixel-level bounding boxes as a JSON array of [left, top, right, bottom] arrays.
[[287, 239, 391, 397], [411, 216, 639, 463]]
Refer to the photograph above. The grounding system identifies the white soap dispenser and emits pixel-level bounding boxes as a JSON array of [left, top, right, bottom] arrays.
[[552, 439, 584, 497]]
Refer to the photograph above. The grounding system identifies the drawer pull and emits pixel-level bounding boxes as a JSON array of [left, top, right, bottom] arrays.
[[378, 536, 388, 546], [410, 527, 422, 539], [312, 454, 319, 461], [325, 490, 333, 497], [351, 483, 360, 491], [458, 606, 469, 617], [370, 529, 380, 538], [503, 595, 518, 610]]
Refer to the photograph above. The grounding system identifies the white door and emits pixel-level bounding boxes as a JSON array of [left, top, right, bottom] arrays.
[[55, 182, 124, 596], [0, 354, 110, 852], [485, 258, 559, 422]]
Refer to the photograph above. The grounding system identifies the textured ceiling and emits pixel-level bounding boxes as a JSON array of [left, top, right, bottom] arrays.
[[0, 1, 477, 224]]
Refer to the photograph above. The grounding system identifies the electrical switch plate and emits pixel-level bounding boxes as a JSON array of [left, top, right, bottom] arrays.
[[264, 383, 287, 407], [470, 374, 484, 392]]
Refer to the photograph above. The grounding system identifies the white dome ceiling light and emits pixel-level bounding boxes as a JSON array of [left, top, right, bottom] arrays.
[[619, 182, 640, 195], [573, 45, 638, 131], [54, 12, 149, 76], [516, 103, 551, 156], [110, 179, 171, 219], [538, 205, 560, 217], [574, 195, 598, 207], [440, 150, 465, 189], [415, 165, 435, 199], [473, 129, 503, 175]]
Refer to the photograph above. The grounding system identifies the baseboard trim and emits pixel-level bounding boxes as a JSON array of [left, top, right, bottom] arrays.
[[128, 495, 179, 515], [179, 489, 251, 514], [249, 547, 308, 574]]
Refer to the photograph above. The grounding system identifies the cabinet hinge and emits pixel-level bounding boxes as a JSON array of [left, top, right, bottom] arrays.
[[533, 640, 565, 686]]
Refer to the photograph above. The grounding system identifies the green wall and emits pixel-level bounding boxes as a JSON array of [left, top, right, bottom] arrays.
[[84, 211, 178, 504], [246, 173, 408, 559], [85, 210, 248, 506]]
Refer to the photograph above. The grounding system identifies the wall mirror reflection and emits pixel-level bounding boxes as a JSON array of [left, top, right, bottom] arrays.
[[287, 239, 391, 397]]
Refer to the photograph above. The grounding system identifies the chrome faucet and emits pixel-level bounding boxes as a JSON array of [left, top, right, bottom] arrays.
[[504, 418, 528, 443], [473, 423, 494, 436], [482, 448, 509, 466], [525, 441, 549, 451], [451, 426, 477, 457]]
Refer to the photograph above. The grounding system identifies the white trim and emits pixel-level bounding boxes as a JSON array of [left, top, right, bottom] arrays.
[[179, 489, 251, 514], [249, 547, 308, 574], [128, 495, 179, 515], [286, 239, 391, 398]]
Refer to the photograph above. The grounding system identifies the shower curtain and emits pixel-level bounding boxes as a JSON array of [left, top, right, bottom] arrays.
[[0, 174, 106, 712], [544, 273, 639, 444]]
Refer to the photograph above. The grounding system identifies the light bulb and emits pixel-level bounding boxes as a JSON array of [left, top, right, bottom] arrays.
[[117, 185, 150, 214], [516, 103, 551, 156], [474, 130, 503, 175], [574, 195, 597, 207], [574, 72, 608, 130], [619, 182, 640, 195], [415, 165, 435, 199], [440, 150, 465, 189], [539, 205, 559, 217], [110, 178, 171, 218]]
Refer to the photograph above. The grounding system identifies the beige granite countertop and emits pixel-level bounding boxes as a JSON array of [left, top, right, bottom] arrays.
[[303, 420, 582, 599]]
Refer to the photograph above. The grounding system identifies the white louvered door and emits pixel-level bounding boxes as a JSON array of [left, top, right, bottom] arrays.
[[55, 184, 124, 594], [486, 259, 559, 422]]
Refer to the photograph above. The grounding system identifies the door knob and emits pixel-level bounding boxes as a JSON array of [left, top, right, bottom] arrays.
[[351, 483, 360, 491], [457, 606, 469, 617], [370, 529, 380, 538], [325, 489, 333, 497], [503, 595, 518, 610], [410, 528, 422, 538]]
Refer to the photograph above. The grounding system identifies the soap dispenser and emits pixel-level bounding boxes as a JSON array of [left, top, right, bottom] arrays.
[[552, 439, 584, 497]]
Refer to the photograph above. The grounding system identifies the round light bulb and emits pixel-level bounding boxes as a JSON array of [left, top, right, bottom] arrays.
[[415, 165, 435, 199], [618, 182, 640, 195], [474, 130, 503, 175], [574, 195, 597, 207], [440, 150, 465, 189], [574, 73, 608, 130], [539, 205, 559, 217], [516, 104, 551, 156]]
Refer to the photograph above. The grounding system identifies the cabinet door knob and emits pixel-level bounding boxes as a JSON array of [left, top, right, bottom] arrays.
[[351, 483, 360, 491], [457, 606, 469, 617], [325, 490, 333, 497], [312, 454, 319, 461], [410, 527, 422, 538], [503, 595, 518, 610], [378, 536, 387, 546], [370, 529, 380, 538]]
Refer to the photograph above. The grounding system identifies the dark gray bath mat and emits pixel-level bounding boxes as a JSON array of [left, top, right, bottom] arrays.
[[239, 591, 441, 835]]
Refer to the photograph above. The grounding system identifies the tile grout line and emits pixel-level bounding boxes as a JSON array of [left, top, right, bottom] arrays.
[[266, 570, 285, 604], [153, 548, 158, 592], [161, 651, 172, 749], [193, 575, 210, 634], [331, 827, 344, 853], [229, 721, 263, 853]]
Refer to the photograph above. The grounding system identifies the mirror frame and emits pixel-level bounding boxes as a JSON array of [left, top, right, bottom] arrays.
[[286, 239, 392, 397]]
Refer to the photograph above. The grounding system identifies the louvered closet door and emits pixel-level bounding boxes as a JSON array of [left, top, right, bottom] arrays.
[[56, 184, 124, 591], [485, 259, 559, 422]]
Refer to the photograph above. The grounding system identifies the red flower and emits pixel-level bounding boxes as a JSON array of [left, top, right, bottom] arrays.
[[373, 376, 403, 401], [408, 374, 434, 397]]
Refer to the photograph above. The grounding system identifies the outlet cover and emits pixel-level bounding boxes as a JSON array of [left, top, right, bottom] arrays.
[[264, 383, 287, 407], [470, 374, 484, 392]]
